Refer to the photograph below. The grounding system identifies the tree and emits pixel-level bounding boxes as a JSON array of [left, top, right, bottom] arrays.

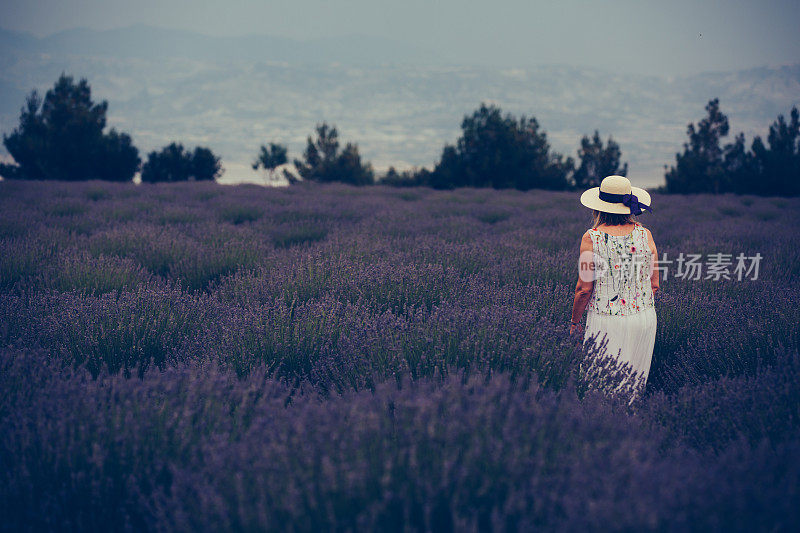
[[252, 143, 289, 183], [665, 98, 730, 194], [380, 166, 430, 187], [721, 132, 757, 194], [191, 146, 223, 181], [665, 101, 800, 196], [96, 129, 142, 183], [141, 143, 222, 183], [572, 131, 627, 189], [749, 106, 800, 196], [0, 73, 140, 181], [293, 123, 374, 186], [428, 103, 573, 191]]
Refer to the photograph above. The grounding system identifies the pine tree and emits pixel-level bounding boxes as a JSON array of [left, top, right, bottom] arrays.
[[0, 73, 140, 181], [430, 103, 573, 191], [665, 98, 729, 194], [750, 107, 800, 196], [252, 143, 289, 183], [573, 131, 628, 189], [141, 143, 221, 182], [293, 123, 373, 186]]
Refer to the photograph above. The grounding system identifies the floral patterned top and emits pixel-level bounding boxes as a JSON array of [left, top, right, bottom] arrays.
[[586, 222, 655, 316]]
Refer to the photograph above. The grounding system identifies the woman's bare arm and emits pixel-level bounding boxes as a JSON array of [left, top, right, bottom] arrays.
[[646, 228, 659, 295], [570, 231, 595, 333]]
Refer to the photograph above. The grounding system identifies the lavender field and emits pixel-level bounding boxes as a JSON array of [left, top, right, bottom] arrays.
[[1, 180, 799, 531]]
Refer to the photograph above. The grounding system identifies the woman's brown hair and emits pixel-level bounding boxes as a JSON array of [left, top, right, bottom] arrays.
[[591, 209, 637, 228]]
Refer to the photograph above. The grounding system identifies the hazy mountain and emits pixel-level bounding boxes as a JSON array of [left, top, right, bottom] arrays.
[[0, 25, 444, 66], [1, 26, 798, 187]]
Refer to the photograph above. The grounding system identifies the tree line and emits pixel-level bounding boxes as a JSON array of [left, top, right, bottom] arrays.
[[1, 74, 797, 195], [0, 74, 222, 184], [665, 98, 799, 195]]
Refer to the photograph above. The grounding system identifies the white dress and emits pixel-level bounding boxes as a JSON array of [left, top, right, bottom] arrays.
[[583, 223, 657, 400]]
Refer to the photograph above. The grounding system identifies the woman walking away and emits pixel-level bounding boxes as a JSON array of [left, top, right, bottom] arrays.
[[570, 175, 659, 404]]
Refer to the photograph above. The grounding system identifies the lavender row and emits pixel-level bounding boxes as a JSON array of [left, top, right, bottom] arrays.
[[1, 347, 798, 531], [1, 180, 799, 529], [2, 180, 798, 393]]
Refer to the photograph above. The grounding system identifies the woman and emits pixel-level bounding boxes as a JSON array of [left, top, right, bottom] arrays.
[[570, 175, 659, 402]]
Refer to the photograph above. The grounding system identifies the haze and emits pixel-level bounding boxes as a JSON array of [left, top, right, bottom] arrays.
[[2, 0, 799, 76]]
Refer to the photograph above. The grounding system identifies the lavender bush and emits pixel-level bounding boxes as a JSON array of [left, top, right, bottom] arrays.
[[1, 348, 798, 531], [1, 180, 799, 530]]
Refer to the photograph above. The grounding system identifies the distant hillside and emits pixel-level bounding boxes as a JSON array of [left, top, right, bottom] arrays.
[[0, 25, 442, 67], [1, 26, 798, 187]]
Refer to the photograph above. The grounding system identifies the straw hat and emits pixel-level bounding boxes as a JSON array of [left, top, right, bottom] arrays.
[[580, 175, 652, 215]]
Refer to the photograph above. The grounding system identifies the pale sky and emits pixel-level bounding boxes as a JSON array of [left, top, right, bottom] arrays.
[[1, 0, 799, 75]]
